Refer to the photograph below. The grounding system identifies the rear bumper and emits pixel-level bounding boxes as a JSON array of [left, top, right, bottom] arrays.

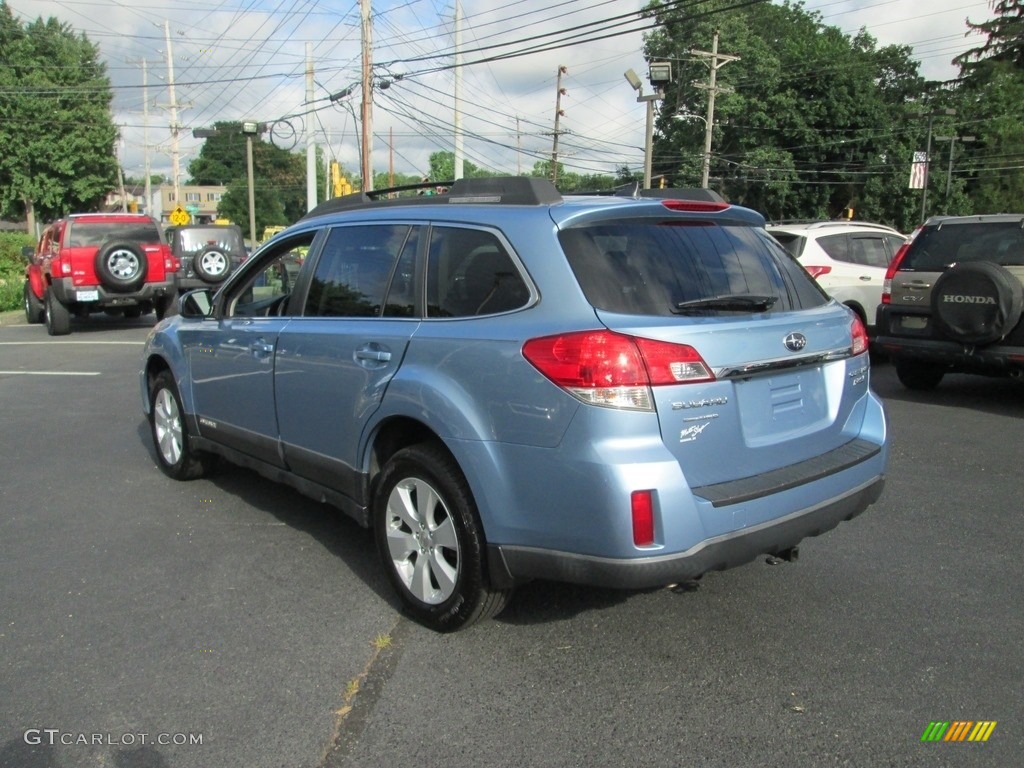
[[51, 277, 176, 307], [875, 304, 1024, 374], [874, 334, 1024, 374], [489, 475, 885, 589]]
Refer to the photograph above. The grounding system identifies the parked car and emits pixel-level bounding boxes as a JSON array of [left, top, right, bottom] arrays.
[[767, 221, 906, 335], [875, 214, 1024, 389], [168, 223, 247, 291], [141, 177, 889, 631], [24, 213, 178, 335]]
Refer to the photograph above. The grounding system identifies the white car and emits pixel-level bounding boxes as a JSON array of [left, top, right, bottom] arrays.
[[767, 221, 906, 334]]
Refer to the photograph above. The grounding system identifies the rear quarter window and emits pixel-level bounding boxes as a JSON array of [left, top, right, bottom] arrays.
[[561, 221, 827, 315]]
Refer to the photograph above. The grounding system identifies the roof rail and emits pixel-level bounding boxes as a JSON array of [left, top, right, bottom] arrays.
[[767, 219, 901, 233], [301, 176, 563, 221]]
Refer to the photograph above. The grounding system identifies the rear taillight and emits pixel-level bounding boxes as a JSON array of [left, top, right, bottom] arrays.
[[882, 240, 912, 304], [851, 313, 869, 356], [521, 330, 714, 411], [631, 490, 655, 546], [804, 265, 832, 280]]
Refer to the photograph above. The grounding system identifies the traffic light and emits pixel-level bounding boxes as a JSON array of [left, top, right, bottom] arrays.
[[331, 161, 352, 198]]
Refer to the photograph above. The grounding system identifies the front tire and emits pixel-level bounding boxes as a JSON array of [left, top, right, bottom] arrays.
[[24, 282, 45, 324], [374, 443, 511, 631], [149, 370, 216, 480]]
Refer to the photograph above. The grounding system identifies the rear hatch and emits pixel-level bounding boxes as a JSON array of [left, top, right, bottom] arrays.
[[67, 217, 170, 284], [557, 205, 869, 489], [886, 217, 1024, 342]]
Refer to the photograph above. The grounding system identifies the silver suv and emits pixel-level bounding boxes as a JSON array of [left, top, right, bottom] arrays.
[[876, 214, 1024, 389], [767, 221, 906, 335]]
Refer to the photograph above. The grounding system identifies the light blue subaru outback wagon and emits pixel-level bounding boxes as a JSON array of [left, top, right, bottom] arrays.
[[141, 177, 887, 631]]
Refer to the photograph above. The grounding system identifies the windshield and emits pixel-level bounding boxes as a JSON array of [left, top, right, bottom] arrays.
[[177, 227, 244, 255]]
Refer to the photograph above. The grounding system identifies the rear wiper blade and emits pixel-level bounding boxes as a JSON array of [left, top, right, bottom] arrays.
[[672, 294, 779, 313]]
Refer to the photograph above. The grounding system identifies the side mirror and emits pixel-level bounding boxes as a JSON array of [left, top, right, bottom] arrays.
[[180, 289, 214, 318], [22, 246, 35, 262]]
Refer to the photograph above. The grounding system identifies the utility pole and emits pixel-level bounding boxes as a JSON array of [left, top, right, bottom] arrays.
[[305, 43, 317, 212], [360, 0, 373, 191], [516, 116, 522, 176], [690, 31, 739, 188], [454, 0, 464, 181], [550, 65, 568, 185], [142, 59, 152, 216], [162, 21, 186, 206], [128, 58, 153, 215]]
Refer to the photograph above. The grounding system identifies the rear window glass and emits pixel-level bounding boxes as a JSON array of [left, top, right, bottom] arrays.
[[67, 222, 161, 247], [176, 227, 244, 255], [903, 222, 1024, 270], [561, 222, 826, 315]]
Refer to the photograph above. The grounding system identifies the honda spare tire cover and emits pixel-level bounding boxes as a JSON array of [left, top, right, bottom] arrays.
[[193, 246, 231, 283], [931, 261, 1024, 345], [95, 240, 148, 293]]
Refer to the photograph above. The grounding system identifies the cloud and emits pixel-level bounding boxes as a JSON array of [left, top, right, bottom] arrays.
[[12, 0, 996, 196]]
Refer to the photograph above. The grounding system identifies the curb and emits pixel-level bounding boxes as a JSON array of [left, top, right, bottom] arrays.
[[0, 309, 26, 326]]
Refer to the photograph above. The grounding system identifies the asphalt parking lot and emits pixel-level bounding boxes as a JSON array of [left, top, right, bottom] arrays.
[[1, 310, 1020, 768]]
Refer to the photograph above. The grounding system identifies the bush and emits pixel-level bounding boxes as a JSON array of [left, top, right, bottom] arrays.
[[0, 231, 35, 312]]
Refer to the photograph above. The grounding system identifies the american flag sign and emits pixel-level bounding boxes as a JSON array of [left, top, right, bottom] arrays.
[[909, 151, 928, 189]]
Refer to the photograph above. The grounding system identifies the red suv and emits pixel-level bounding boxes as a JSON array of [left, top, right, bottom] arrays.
[[23, 213, 179, 335]]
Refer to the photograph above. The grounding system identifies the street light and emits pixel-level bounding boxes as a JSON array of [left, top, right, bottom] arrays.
[[935, 134, 976, 212], [918, 108, 956, 223], [240, 122, 263, 251], [624, 64, 672, 190], [193, 122, 265, 248]]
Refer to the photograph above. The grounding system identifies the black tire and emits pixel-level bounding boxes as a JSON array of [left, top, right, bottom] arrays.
[[931, 261, 1024, 345], [44, 287, 71, 336], [148, 370, 216, 480], [895, 359, 945, 391], [23, 282, 45, 324], [373, 443, 511, 631], [95, 240, 148, 293], [193, 247, 231, 283]]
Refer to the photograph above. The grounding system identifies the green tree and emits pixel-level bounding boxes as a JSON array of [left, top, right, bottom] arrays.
[[427, 151, 491, 182], [0, 2, 119, 232], [952, 2, 1024, 214], [954, 0, 1024, 72], [643, 0, 930, 230]]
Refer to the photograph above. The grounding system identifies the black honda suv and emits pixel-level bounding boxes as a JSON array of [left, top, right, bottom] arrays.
[[875, 214, 1024, 389]]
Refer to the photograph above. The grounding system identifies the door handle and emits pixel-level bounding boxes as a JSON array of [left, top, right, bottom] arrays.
[[251, 339, 274, 357], [356, 347, 392, 362]]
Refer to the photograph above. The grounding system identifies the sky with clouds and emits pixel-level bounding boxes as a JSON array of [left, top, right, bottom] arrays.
[[10, 0, 997, 194]]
